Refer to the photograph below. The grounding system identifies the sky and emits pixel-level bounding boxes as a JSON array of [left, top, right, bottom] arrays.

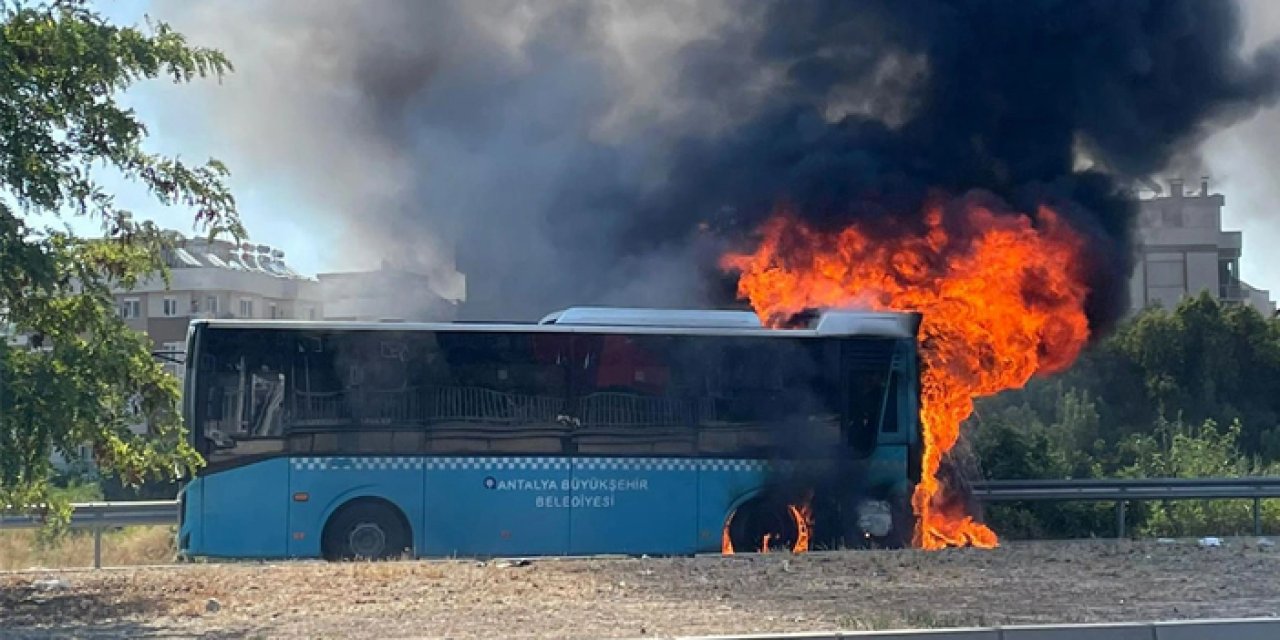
[[72, 0, 1280, 293], [60, 0, 347, 276]]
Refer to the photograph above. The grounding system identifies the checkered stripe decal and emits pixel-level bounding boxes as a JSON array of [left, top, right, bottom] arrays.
[[577, 458, 698, 471], [425, 457, 572, 471], [700, 459, 772, 473], [292, 456, 423, 471], [290, 456, 777, 473]]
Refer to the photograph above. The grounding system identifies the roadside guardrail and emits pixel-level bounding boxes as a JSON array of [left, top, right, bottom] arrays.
[[971, 476, 1280, 538], [0, 501, 177, 568]]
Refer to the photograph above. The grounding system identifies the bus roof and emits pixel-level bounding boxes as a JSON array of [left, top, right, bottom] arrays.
[[193, 307, 922, 339], [539, 307, 763, 329]]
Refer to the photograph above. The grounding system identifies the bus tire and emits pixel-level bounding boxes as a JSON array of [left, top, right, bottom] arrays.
[[321, 499, 411, 561], [724, 496, 802, 553]]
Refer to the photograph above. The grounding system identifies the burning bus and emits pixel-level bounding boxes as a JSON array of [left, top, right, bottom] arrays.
[[176, 306, 921, 560]]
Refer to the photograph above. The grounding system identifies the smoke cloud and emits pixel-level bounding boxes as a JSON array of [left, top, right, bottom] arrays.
[[154, 0, 1280, 326]]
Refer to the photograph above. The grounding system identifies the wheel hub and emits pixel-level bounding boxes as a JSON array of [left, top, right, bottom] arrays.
[[349, 522, 387, 558]]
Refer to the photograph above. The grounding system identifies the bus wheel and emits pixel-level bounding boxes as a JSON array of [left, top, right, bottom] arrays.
[[322, 500, 411, 561], [725, 497, 802, 553]]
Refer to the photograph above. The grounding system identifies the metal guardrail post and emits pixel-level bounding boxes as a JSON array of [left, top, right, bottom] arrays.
[[93, 510, 103, 569], [1254, 497, 1262, 537], [1115, 500, 1126, 539]]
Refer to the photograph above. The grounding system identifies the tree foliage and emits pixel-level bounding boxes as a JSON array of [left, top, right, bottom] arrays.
[[0, 0, 237, 517], [969, 293, 1280, 538]]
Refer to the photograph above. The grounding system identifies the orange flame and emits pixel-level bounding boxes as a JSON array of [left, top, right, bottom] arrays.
[[788, 501, 813, 553], [721, 495, 815, 554], [721, 199, 1091, 549]]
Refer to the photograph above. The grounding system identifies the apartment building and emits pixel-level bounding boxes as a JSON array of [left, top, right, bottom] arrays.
[[113, 234, 469, 375], [318, 260, 462, 322], [114, 235, 323, 376], [1128, 178, 1275, 317]]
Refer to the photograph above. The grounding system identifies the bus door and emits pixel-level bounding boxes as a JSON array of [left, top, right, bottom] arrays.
[[566, 334, 698, 555], [197, 328, 292, 557]]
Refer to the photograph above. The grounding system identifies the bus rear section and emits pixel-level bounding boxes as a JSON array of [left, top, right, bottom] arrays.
[[178, 312, 920, 560]]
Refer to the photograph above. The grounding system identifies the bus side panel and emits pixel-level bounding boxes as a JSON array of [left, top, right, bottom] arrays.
[[696, 459, 770, 553], [199, 458, 291, 558], [568, 457, 698, 555], [287, 456, 425, 558], [421, 456, 571, 557], [177, 477, 204, 556]]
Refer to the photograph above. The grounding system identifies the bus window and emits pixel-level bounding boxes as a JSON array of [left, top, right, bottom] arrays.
[[572, 334, 701, 455], [285, 330, 433, 454], [880, 371, 901, 433], [229, 329, 575, 456], [248, 368, 286, 437], [427, 332, 571, 453], [843, 339, 897, 454], [291, 333, 349, 428], [197, 329, 288, 465], [698, 337, 844, 457]]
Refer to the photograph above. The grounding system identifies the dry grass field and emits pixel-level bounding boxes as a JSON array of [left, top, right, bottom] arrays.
[[2, 539, 1279, 639], [0, 527, 176, 572]]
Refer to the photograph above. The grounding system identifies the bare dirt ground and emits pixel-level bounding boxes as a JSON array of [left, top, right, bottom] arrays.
[[2, 539, 1278, 639]]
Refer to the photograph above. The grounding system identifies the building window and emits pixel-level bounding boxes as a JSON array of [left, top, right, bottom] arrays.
[[1220, 259, 1243, 301], [163, 297, 178, 317], [239, 298, 254, 318], [119, 298, 140, 319], [308, 307, 317, 321], [1146, 260, 1185, 288], [207, 296, 219, 314], [269, 302, 278, 319]]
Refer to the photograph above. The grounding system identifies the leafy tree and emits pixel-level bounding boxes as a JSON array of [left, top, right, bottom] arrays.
[[972, 294, 1280, 537], [968, 398, 1112, 538], [0, 1, 238, 519], [1124, 417, 1280, 537], [1111, 295, 1280, 458]]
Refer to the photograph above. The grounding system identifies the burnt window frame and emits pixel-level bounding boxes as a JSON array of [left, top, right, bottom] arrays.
[[192, 328, 292, 464], [284, 329, 573, 455], [190, 326, 908, 461]]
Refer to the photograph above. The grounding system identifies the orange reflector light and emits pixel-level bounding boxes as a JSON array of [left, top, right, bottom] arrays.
[[293, 492, 309, 502]]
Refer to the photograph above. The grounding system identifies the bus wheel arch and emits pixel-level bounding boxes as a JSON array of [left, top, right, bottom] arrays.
[[321, 497, 412, 561], [722, 491, 805, 554]]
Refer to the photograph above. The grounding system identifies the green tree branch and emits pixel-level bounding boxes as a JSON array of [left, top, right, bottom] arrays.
[[0, 0, 237, 520]]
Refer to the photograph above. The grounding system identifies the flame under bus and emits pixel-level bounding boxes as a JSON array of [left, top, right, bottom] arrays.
[[177, 307, 922, 559]]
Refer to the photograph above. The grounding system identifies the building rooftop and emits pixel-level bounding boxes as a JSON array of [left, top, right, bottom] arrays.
[[163, 235, 313, 281]]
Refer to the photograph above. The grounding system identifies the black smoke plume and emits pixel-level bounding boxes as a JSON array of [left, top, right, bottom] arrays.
[[159, 0, 1280, 330], [634, 0, 1280, 334]]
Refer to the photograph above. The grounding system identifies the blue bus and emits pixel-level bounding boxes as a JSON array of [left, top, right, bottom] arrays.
[[177, 307, 922, 560]]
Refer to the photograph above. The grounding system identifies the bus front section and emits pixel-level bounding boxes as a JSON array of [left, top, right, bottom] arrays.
[[717, 333, 920, 554]]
